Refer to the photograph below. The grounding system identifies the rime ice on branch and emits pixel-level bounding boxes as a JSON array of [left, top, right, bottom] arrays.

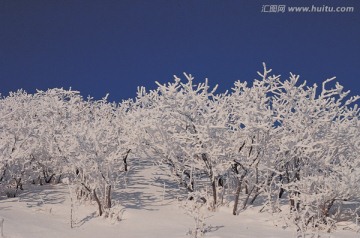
[[0, 64, 359, 234]]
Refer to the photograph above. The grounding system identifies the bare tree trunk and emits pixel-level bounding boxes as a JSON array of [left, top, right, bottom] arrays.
[[105, 185, 111, 209], [250, 192, 260, 205], [279, 187, 285, 198], [232, 158, 247, 215], [0, 167, 6, 183], [290, 167, 301, 212], [93, 189, 103, 216], [290, 194, 297, 212], [278, 174, 285, 198], [45, 173, 55, 183], [211, 179, 217, 207], [123, 149, 131, 172], [201, 153, 216, 209], [81, 183, 103, 216], [57, 174, 62, 184], [233, 179, 242, 215], [289, 191, 300, 212], [242, 186, 256, 209], [15, 178, 23, 190]]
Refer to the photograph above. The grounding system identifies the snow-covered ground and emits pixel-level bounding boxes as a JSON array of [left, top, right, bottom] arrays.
[[0, 158, 358, 238]]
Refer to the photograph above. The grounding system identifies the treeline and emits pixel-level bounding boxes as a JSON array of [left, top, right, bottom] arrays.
[[1, 65, 359, 232]]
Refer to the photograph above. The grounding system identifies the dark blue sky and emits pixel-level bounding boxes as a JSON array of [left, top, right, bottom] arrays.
[[1, 0, 359, 102]]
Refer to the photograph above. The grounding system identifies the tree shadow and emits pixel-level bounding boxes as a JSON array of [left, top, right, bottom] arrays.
[[73, 211, 97, 228], [114, 190, 158, 211], [206, 225, 225, 233], [113, 158, 183, 211], [17, 185, 66, 208]]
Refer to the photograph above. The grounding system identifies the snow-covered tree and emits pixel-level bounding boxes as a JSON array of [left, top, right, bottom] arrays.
[[270, 73, 360, 231], [1, 64, 359, 235], [225, 66, 280, 214], [133, 74, 233, 209]]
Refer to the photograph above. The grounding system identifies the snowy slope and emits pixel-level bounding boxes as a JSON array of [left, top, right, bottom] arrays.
[[0, 158, 358, 238]]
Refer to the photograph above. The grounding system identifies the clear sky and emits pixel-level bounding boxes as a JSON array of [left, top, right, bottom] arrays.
[[1, 0, 359, 102]]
